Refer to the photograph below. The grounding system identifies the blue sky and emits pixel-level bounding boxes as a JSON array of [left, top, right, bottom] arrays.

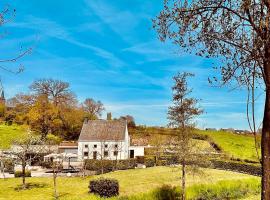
[[0, 0, 265, 129]]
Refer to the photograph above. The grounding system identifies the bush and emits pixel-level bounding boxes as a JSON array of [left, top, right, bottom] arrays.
[[39, 161, 53, 169], [154, 185, 181, 200], [144, 156, 156, 167], [2, 158, 14, 172], [14, 170, 31, 178], [89, 178, 119, 198]]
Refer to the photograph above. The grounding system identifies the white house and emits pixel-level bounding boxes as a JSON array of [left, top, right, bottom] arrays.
[[78, 119, 144, 160]]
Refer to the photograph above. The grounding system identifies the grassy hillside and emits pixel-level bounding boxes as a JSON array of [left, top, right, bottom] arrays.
[[197, 130, 261, 162], [0, 124, 27, 149], [130, 126, 261, 162], [0, 166, 260, 200]]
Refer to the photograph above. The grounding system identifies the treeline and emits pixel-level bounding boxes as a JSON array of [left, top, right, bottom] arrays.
[[2, 79, 105, 140]]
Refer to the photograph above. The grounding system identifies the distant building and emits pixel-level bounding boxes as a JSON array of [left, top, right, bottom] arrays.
[[205, 128, 217, 131], [58, 141, 78, 154], [77, 119, 144, 160], [220, 128, 235, 133], [0, 79, 5, 105]]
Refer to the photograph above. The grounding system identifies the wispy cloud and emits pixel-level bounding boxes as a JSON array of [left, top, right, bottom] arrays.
[[6, 15, 126, 67]]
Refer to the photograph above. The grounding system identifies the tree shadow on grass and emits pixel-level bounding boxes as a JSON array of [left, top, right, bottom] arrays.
[[14, 182, 49, 191]]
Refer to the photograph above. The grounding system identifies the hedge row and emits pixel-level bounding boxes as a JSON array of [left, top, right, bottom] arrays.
[[14, 170, 31, 177], [85, 159, 136, 174], [210, 160, 261, 176]]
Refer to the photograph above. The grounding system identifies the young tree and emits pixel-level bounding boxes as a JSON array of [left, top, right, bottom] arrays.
[[11, 133, 44, 189], [167, 72, 203, 200], [153, 1, 270, 198]]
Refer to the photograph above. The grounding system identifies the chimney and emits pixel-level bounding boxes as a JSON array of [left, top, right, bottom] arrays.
[[84, 117, 89, 124], [107, 112, 112, 120]]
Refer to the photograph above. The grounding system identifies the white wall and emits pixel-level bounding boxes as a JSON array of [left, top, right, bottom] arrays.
[[129, 146, 145, 157], [78, 141, 129, 160]]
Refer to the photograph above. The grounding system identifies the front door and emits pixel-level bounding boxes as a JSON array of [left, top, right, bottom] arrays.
[[130, 150, 134, 158], [93, 151, 97, 159]]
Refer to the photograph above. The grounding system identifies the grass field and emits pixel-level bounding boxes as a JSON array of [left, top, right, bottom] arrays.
[[0, 124, 27, 149], [0, 166, 260, 200], [197, 130, 261, 161]]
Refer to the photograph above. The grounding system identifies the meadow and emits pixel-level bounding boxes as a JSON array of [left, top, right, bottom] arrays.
[[0, 124, 27, 149], [0, 166, 260, 200], [197, 130, 261, 162]]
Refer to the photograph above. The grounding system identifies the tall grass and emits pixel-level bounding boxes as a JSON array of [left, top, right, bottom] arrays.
[[123, 178, 260, 200]]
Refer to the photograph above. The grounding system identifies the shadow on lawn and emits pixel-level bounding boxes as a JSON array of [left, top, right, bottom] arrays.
[[14, 182, 49, 191]]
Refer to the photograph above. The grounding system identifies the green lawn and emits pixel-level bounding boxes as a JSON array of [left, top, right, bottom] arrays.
[[0, 166, 260, 200], [0, 124, 27, 149], [197, 130, 261, 161]]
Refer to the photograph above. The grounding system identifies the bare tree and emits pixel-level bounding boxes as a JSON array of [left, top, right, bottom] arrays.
[[29, 79, 75, 106], [11, 133, 44, 189], [0, 5, 32, 73], [153, 1, 270, 198], [167, 72, 203, 200], [51, 156, 63, 200], [83, 98, 104, 120]]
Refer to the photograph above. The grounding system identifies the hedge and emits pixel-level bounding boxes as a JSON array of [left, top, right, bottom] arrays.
[[85, 159, 136, 174], [14, 170, 31, 177], [89, 178, 119, 198], [210, 160, 261, 176]]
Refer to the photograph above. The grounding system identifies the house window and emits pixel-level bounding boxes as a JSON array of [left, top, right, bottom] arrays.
[[114, 144, 118, 148], [94, 144, 97, 148], [85, 144, 88, 148], [105, 144, 108, 148], [84, 152, 88, 157], [93, 151, 97, 160], [104, 151, 109, 157], [114, 151, 118, 156]]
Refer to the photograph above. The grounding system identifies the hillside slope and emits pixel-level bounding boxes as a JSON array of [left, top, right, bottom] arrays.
[[0, 124, 27, 149]]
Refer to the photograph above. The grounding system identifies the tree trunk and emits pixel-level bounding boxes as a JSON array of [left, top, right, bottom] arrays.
[[53, 169, 58, 199], [181, 161, 186, 200], [22, 159, 26, 189], [262, 87, 270, 200]]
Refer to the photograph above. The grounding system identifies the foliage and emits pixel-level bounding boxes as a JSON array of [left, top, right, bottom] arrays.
[[1, 158, 14, 172], [153, 185, 181, 200], [14, 170, 31, 178], [89, 178, 119, 198], [45, 133, 61, 145], [5, 79, 105, 140]]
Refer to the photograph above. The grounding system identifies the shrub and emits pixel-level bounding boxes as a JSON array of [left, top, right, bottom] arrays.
[[2, 158, 14, 172], [89, 178, 119, 198], [39, 161, 53, 169], [154, 185, 181, 200], [14, 170, 31, 178], [144, 156, 155, 167]]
